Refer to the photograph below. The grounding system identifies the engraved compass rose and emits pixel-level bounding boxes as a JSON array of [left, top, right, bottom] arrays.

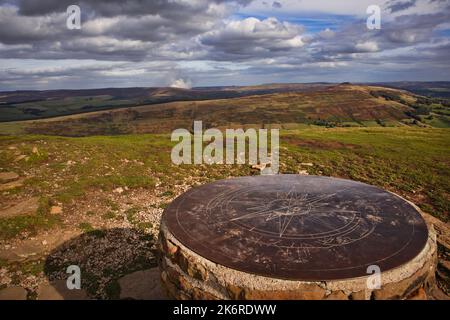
[[229, 187, 360, 238]]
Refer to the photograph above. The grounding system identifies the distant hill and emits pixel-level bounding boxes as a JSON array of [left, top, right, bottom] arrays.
[[0, 83, 333, 122], [373, 82, 450, 98], [1, 82, 449, 124], [2, 83, 449, 136]]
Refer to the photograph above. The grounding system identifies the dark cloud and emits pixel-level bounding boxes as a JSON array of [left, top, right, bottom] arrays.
[[387, 0, 417, 13], [0, 0, 241, 61], [272, 1, 282, 9], [13, 0, 252, 17], [0, 0, 449, 89], [382, 12, 450, 44]]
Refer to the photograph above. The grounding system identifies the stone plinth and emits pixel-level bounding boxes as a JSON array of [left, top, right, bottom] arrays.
[[158, 175, 437, 300]]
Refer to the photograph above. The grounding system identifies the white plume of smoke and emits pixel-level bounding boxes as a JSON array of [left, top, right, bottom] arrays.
[[170, 78, 192, 89]]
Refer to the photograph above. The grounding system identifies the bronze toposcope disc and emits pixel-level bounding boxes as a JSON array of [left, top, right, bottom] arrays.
[[163, 175, 429, 280]]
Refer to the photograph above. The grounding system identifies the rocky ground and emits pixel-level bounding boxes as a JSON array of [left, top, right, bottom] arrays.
[[0, 173, 192, 299], [0, 183, 169, 299], [0, 129, 448, 299], [0, 136, 252, 299]]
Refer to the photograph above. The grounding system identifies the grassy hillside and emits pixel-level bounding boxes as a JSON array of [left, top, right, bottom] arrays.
[[0, 127, 448, 298], [1, 83, 449, 127], [2, 84, 449, 136], [0, 127, 448, 232], [0, 83, 333, 122]]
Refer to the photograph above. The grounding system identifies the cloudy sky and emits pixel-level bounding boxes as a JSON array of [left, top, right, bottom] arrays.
[[0, 0, 449, 90]]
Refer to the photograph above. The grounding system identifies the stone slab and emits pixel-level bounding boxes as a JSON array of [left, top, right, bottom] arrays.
[[37, 280, 88, 300], [0, 287, 28, 300], [118, 268, 167, 300], [0, 197, 39, 219]]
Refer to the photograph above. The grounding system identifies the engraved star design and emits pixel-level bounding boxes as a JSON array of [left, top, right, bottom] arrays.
[[230, 187, 357, 237]]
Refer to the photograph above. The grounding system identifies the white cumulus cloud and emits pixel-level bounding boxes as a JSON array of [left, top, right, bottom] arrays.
[[355, 41, 379, 52]]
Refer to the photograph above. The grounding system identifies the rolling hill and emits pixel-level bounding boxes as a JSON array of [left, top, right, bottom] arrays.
[[0, 83, 333, 122], [1, 83, 449, 136]]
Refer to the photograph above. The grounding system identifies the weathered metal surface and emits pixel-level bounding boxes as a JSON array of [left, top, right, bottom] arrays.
[[163, 175, 429, 281]]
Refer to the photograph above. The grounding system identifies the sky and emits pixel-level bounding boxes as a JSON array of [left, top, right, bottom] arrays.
[[0, 0, 449, 90]]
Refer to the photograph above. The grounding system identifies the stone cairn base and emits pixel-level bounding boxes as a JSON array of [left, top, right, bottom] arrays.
[[158, 220, 437, 300]]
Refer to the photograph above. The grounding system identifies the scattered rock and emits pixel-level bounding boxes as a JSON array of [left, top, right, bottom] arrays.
[[0, 287, 28, 300], [113, 187, 124, 194], [66, 160, 76, 165], [0, 172, 19, 183], [0, 197, 39, 219], [298, 170, 309, 175], [14, 155, 27, 162], [32, 146, 39, 154], [251, 163, 267, 171], [37, 280, 89, 300], [50, 206, 63, 215], [118, 268, 167, 300], [300, 162, 314, 167]]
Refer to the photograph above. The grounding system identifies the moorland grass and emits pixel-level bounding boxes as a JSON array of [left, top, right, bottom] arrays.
[[0, 127, 448, 240]]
